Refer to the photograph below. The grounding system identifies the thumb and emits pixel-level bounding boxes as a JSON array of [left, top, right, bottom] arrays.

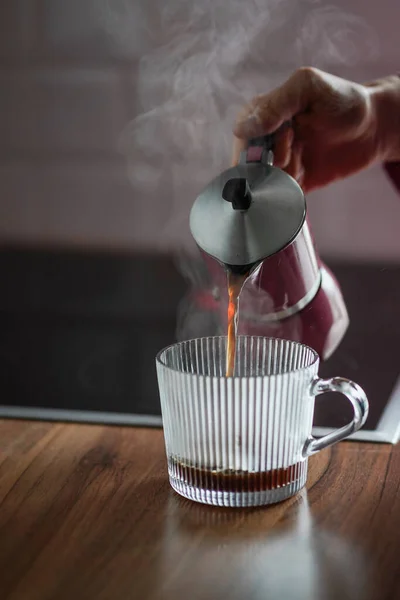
[[233, 67, 316, 139]]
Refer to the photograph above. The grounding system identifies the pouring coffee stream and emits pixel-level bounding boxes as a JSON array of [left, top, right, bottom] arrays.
[[226, 269, 248, 377], [190, 131, 310, 375]]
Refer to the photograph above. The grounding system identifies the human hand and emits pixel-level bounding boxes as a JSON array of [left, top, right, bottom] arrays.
[[233, 67, 400, 192]]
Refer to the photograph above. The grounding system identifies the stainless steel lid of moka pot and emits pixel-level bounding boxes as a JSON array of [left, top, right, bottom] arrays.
[[189, 134, 306, 271]]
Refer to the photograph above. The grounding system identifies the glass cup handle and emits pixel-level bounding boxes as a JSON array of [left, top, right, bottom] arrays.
[[303, 376, 369, 457]]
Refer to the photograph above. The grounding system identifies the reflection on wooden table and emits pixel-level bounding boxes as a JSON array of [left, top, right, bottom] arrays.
[[0, 419, 398, 600]]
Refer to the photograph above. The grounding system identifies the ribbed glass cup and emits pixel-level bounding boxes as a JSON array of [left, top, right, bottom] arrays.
[[156, 336, 368, 507]]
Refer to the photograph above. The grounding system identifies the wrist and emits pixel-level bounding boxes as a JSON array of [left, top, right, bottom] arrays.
[[367, 75, 400, 162]]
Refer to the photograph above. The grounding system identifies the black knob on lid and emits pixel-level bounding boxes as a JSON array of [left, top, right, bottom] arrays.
[[222, 178, 251, 211]]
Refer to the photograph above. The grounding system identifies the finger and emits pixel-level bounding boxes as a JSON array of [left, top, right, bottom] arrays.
[[295, 112, 328, 141], [233, 68, 316, 140], [273, 125, 294, 169], [231, 136, 246, 165], [232, 126, 294, 167], [285, 141, 304, 184]]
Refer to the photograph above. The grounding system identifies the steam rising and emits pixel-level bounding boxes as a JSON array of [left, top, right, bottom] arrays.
[[95, 0, 380, 248], [296, 5, 380, 67], [96, 0, 379, 337]]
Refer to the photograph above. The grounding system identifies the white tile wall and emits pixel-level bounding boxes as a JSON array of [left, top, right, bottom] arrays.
[[0, 0, 37, 59], [308, 166, 400, 262], [0, 0, 399, 261], [42, 0, 117, 61], [42, 0, 159, 61], [0, 68, 128, 154], [0, 163, 152, 247]]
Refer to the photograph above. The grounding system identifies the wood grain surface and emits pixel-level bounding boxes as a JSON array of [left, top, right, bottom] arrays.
[[0, 419, 399, 600]]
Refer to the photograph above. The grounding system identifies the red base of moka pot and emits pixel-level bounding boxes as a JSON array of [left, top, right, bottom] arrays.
[[179, 220, 349, 361]]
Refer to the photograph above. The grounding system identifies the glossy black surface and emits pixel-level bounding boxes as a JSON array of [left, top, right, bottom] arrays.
[[0, 247, 399, 430]]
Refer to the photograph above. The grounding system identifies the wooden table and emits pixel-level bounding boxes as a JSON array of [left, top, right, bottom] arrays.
[[1, 419, 399, 600]]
